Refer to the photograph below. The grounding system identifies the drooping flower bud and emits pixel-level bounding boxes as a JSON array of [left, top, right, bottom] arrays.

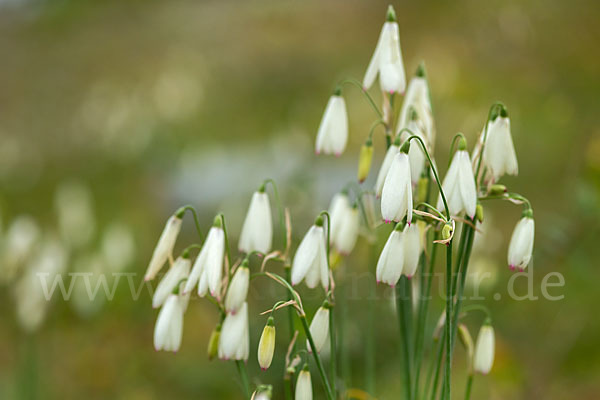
[[218, 302, 249, 361], [363, 5, 406, 94], [306, 304, 330, 354], [473, 321, 495, 375], [507, 211, 535, 271], [482, 108, 518, 182], [376, 224, 404, 286], [257, 317, 276, 370], [239, 188, 273, 254], [488, 184, 507, 196], [402, 222, 422, 278], [291, 217, 329, 290], [441, 222, 453, 241], [144, 213, 182, 281], [207, 323, 221, 360], [475, 203, 484, 223], [295, 365, 313, 400], [224, 260, 250, 313], [315, 89, 349, 156], [381, 150, 413, 224], [153, 293, 186, 352], [152, 254, 191, 308], [438, 143, 477, 219], [184, 216, 225, 297], [357, 138, 374, 183]]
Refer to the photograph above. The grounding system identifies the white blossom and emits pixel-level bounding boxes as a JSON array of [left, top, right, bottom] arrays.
[[144, 214, 182, 281], [473, 323, 495, 375], [315, 94, 348, 156], [239, 190, 272, 254], [482, 115, 518, 182], [291, 222, 329, 290], [152, 256, 191, 308], [224, 263, 249, 313], [402, 223, 421, 278], [328, 193, 360, 255], [375, 143, 399, 197], [257, 318, 276, 370], [306, 306, 330, 353], [153, 294, 186, 352], [381, 151, 413, 223], [219, 302, 249, 361], [438, 149, 477, 218], [184, 221, 225, 297], [376, 228, 404, 286], [295, 369, 313, 400], [508, 215, 534, 271]]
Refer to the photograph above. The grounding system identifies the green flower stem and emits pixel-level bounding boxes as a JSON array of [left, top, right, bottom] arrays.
[[366, 269, 376, 395], [176, 205, 205, 241], [284, 265, 296, 346], [428, 332, 445, 400], [300, 315, 335, 400], [396, 277, 413, 400], [329, 302, 337, 398], [217, 213, 231, 280], [284, 374, 293, 400], [464, 374, 474, 400], [443, 243, 454, 399], [235, 360, 251, 400], [340, 78, 384, 119]]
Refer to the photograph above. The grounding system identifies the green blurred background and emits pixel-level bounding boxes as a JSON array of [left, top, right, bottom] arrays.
[[1, 0, 599, 399]]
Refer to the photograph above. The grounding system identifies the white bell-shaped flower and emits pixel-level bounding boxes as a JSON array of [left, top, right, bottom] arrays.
[[473, 322, 495, 375], [153, 293, 186, 352], [363, 6, 406, 94], [144, 213, 182, 281], [401, 117, 427, 185], [315, 91, 348, 156], [381, 147, 413, 223], [219, 302, 250, 361], [376, 226, 404, 286], [291, 218, 329, 290], [257, 317, 276, 370], [224, 261, 249, 313], [295, 368, 313, 400], [375, 141, 400, 197], [438, 144, 477, 218], [396, 67, 435, 149], [306, 305, 330, 353], [184, 217, 225, 297], [508, 213, 535, 271], [152, 255, 191, 308], [239, 189, 272, 254], [402, 222, 422, 278], [482, 112, 518, 182], [328, 193, 360, 255]]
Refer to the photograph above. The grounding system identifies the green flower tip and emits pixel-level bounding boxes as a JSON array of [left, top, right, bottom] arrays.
[[302, 363, 310, 372], [386, 5, 397, 22], [522, 207, 534, 219], [213, 215, 223, 228], [322, 299, 332, 309], [457, 136, 467, 151], [393, 135, 402, 146], [241, 258, 250, 268], [333, 86, 342, 96], [400, 140, 411, 154], [182, 250, 191, 259], [175, 207, 186, 219], [416, 62, 426, 77], [314, 215, 324, 227], [258, 183, 266, 193], [483, 317, 493, 326], [266, 316, 275, 326], [365, 137, 373, 147], [499, 105, 508, 118]]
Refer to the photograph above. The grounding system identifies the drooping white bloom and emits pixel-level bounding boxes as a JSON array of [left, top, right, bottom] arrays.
[[239, 190, 272, 254], [375, 143, 399, 197], [401, 118, 427, 184], [328, 193, 360, 255], [482, 115, 518, 182], [376, 228, 404, 286], [508, 215, 535, 271], [295, 368, 313, 400], [381, 151, 413, 223], [153, 294, 186, 352], [473, 323, 495, 375], [291, 221, 329, 290], [184, 219, 225, 297], [363, 6, 406, 94], [2, 215, 40, 283], [219, 302, 250, 361], [315, 93, 348, 156], [438, 149, 477, 218], [14, 237, 67, 332], [306, 306, 330, 353], [257, 317, 276, 370], [396, 74, 435, 147], [144, 214, 182, 281], [402, 223, 421, 278], [224, 262, 249, 313], [152, 256, 191, 308]]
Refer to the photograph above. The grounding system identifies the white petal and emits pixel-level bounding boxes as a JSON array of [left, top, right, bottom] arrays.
[[457, 151, 477, 218], [381, 152, 411, 222], [375, 145, 399, 197], [145, 215, 182, 281], [152, 257, 191, 308], [206, 228, 225, 296], [316, 96, 348, 156], [378, 22, 406, 94], [219, 302, 249, 360], [336, 208, 360, 254], [376, 230, 404, 286], [363, 23, 387, 90], [307, 307, 330, 353], [154, 294, 185, 352], [328, 193, 351, 245], [403, 224, 421, 278], [295, 370, 313, 400], [291, 226, 321, 286], [239, 191, 273, 254], [473, 325, 495, 374], [508, 217, 534, 270], [224, 266, 249, 313]]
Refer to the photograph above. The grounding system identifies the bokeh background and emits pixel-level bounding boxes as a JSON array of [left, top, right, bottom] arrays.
[[1, 0, 599, 399]]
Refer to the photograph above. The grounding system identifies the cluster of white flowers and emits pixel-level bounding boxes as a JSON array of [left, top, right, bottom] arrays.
[[144, 4, 538, 398]]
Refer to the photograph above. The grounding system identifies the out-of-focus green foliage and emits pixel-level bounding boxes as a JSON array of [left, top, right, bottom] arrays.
[[1, 0, 599, 399]]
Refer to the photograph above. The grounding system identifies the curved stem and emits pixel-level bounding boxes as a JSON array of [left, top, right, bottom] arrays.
[[235, 360, 251, 399], [415, 202, 447, 221], [340, 78, 384, 119], [461, 304, 492, 320], [368, 119, 386, 140], [218, 213, 232, 281], [263, 178, 287, 251], [300, 315, 335, 400], [318, 211, 332, 273], [177, 205, 205, 241], [401, 131, 450, 220]]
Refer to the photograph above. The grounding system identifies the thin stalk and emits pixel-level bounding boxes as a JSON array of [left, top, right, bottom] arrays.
[[235, 360, 251, 400], [300, 315, 335, 400], [284, 265, 295, 346], [177, 205, 205, 241], [464, 375, 474, 400], [329, 304, 337, 398], [428, 332, 445, 400], [425, 335, 444, 400], [365, 246, 377, 395], [339, 78, 384, 119], [443, 243, 453, 399], [396, 277, 413, 400], [450, 225, 476, 350], [284, 375, 293, 400]]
